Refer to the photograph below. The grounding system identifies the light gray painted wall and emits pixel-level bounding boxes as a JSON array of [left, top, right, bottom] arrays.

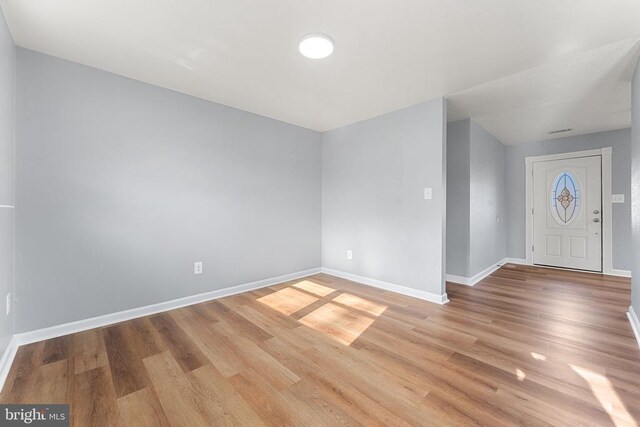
[[506, 128, 632, 270], [446, 119, 507, 278], [0, 8, 15, 356], [469, 120, 507, 276], [0, 9, 13, 205], [322, 99, 447, 297], [631, 60, 640, 314], [15, 48, 322, 332], [446, 120, 470, 277]]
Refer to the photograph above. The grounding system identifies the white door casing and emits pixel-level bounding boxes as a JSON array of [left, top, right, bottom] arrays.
[[525, 147, 613, 275], [532, 156, 602, 271]]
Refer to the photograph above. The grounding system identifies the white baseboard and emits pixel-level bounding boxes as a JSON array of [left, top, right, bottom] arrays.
[[1, 267, 321, 393], [628, 306, 640, 350], [0, 335, 19, 394], [503, 257, 529, 265], [14, 267, 321, 348], [500, 257, 632, 278], [444, 274, 472, 286], [2, 265, 447, 392], [446, 258, 509, 286], [321, 267, 449, 304], [609, 269, 632, 278]]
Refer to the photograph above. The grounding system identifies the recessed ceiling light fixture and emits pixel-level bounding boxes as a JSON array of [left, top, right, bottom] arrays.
[[299, 34, 334, 59]]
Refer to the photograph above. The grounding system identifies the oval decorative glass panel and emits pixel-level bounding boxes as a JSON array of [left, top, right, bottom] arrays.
[[550, 171, 581, 225]]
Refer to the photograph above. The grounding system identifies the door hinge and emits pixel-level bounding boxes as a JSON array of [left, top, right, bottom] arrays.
[[531, 208, 534, 215], [532, 245, 534, 252]]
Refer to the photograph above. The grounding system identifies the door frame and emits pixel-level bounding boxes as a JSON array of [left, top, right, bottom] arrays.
[[525, 147, 613, 274]]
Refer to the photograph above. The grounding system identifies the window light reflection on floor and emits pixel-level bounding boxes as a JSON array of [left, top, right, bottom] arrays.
[[257, 281, 387, 346], [292, 280, 336, 297], [570, 364, 635, 427], [257, 287, 318, 316], [258, 281, 638, 426]]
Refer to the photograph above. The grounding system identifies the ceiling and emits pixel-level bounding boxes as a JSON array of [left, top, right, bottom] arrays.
[[1, 0, 640, 137], [448, 37, 640, 144]]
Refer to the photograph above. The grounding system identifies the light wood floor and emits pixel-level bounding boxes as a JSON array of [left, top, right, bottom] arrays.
[[1, 264, 639, 426]]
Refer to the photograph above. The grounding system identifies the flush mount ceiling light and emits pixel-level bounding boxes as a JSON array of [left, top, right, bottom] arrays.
[[299, 34, 334, 59]]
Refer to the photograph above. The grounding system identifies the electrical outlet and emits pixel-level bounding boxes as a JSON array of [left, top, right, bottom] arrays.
[[6, 293, 10, 315], [194, 261, 203, 275], [346, 250, 353, 260], [424, 187, 433, 200]]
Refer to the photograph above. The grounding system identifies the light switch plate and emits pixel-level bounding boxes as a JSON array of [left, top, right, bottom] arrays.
[[611, 194, 625, 204], [346, 250, 353, 260], [424, 188, 433, 200]]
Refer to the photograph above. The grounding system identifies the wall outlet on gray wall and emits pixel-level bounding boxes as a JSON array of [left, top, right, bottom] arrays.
[[424, 187, 433, 200], [194, 261, 203, 275]]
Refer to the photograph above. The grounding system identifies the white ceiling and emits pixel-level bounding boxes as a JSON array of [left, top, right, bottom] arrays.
[[1, 0, 640, 135], [448, 37, 640, 144]]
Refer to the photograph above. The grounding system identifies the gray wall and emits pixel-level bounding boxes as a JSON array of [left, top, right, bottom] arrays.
[[0, 8, 15, 356], [15, 48, 322, 332], [446, 120, 470, 277], [322, 99, 447, 297], [469, 120, 507, 276], [632, 59, 640, 314], [446, 119, 507, 278], [506, 128, 632, 270]]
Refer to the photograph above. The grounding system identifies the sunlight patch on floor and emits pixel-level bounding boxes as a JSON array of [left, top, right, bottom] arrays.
[[333, 293, 387, 316], [300, 301, 383, 346], [570, 364, 636, 427], [259, 281, 388, 346], [293, 291, 388, 346], [292, 280, 336, 297], [530, 352, 547, 361], [257, 287, 318, 316]]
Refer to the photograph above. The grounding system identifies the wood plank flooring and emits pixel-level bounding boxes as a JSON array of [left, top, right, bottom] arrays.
[[1, 264, 639, 426]]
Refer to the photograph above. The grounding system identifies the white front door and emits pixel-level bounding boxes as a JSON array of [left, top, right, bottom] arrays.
[[532, 156, 602, 272]]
